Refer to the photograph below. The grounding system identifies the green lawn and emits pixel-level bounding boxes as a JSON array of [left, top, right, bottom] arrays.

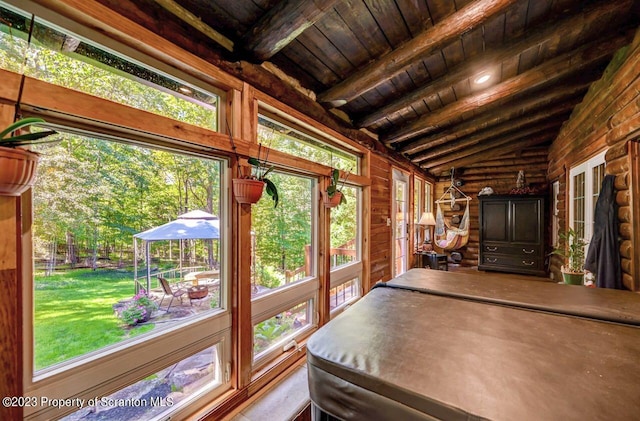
[[34, 268, 154, 370]]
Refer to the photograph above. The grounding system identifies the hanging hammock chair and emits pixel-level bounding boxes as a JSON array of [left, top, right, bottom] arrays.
[[434, 170, 472, 250], [435, 200, 470, 250]]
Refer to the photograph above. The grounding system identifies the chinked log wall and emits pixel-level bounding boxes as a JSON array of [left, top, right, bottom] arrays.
[[435, 150, 549, 267], [547, 27, 640, 291]]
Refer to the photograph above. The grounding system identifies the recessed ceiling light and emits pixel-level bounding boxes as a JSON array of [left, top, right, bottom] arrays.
[[474, 74, 491, 84]]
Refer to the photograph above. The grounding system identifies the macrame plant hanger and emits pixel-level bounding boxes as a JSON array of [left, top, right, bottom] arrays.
[[434, 168, 472, 250]]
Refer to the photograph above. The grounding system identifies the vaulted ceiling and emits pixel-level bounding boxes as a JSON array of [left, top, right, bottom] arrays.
[[98, 0, 639, 176]]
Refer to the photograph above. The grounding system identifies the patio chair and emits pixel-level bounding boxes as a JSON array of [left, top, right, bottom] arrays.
[[158, 277, 188, 312]]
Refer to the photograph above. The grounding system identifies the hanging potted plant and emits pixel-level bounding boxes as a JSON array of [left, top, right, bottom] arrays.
[[231, 143, 279, 207], [553, 227, 587, 285], [0, 117, 58, 196], [226, 124, 278, 207], [323, 168, 349, 208]]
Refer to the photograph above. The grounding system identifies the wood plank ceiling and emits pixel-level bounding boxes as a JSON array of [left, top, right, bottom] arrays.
[[104, 0, 639, 177]]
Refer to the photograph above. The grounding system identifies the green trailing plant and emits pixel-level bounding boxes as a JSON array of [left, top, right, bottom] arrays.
[[0, 117, 58, 148], [553, 227, 587, 273], [326, 168, 349, 206]]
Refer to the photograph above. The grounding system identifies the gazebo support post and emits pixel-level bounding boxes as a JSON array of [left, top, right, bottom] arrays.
[[134, 237, 138, 294], [146, 241, 151, 293]]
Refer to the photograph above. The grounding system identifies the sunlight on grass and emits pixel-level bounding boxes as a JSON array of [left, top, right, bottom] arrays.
[[34, 268, 150, 370]]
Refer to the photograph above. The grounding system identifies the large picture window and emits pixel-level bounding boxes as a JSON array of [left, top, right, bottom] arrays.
[[250, 171, 317, 368], [329, 185, 362, 315], [0, 3, 220, 130], [251, 172, 314, 296], [258, 114, 358, 173], [27, 129, 231, 420], [32, 116, 225, 372]]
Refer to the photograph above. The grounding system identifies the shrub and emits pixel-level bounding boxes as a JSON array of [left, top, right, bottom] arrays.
[[119, 292, 158, 326]]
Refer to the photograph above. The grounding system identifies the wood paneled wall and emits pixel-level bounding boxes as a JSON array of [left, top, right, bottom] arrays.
[[368, 154, 392, 286], [434, 150, 549, 267], [547, 28, 640, 290]]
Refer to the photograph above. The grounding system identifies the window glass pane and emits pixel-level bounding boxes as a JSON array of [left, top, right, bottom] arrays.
[[591, 163, 605, 232], [253, 301, 311, 358], [33, 133, 223, 371], [330, 185, 358, 269], [414, 179, 422, 246], [0, 5, 218, 130], [330, 278, 359, 312], [394, 179, 407, 275], [0, 4, 29, 72], [258, 115, 358, 174], [60, 345, 222, 420], [573, 172, 585, 239], [424, 182, 433, 213], [251, 172, 313, 297]]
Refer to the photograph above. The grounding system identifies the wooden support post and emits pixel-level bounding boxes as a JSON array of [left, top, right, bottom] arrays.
[[0, 104, 22, 420], [318, 177, 330, 327], [234, 193, 253, 389], [0, 197, 22, 421]]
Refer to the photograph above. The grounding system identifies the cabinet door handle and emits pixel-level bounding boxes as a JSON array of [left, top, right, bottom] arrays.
[[486, 246, 497, 251], [523, 249, 535, 254], [522, 261, 535, 266], [487, 258, 497, 263]]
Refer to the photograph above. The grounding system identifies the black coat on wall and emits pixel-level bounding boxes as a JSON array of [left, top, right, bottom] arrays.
[[584, 174, 622, 289]]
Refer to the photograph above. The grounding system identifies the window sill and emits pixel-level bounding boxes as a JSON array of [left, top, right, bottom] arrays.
[[226, 363, 309, 421]]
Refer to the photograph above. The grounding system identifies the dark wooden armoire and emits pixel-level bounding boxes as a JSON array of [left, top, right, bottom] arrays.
[[478, 195, 546, 276]]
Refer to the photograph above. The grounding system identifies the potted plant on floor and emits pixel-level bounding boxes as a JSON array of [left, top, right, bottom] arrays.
[[323, 168, 349, 208], [0, 117, 58, 196], [553, 227, 587, 285]]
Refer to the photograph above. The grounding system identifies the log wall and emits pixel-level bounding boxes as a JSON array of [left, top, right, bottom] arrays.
[[434, 149, 549, 267], [547, 28, 640, 290]]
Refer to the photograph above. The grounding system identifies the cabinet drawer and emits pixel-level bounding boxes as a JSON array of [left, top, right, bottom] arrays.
[[482, 244, 540, 256], [481, 255, 541, 269]]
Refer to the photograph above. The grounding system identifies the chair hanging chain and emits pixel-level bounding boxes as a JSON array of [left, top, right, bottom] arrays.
[[450, 168, 456, 208]]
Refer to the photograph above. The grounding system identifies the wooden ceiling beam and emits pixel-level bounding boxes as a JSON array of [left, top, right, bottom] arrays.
[[426, 131, 558, 175], [383, 32, 631, 144], [410, 100, 577, 163], [466, 151, 549, 168], [396, 82, 590, 154], [421, 120, 564, 170], [360, 0, 630, 129], [317, 0, 519, 106], [153, 0, 234, 51], [463, 163, 549, 176], [242, 0, 341, 62]]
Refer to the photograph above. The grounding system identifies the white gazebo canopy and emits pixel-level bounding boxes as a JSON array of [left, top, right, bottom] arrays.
[[133, 210, 220, 292]]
